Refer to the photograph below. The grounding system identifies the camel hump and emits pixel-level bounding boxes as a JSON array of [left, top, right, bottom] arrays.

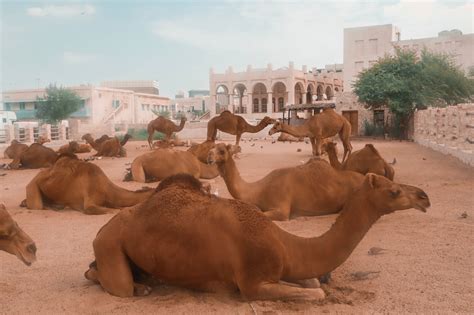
[[365, 144, 382, 157], [220, 110, 232, 115], [156, 174, 203, 192]]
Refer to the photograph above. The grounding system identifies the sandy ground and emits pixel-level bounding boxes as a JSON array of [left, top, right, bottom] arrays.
[[1, 138, 473, 314]]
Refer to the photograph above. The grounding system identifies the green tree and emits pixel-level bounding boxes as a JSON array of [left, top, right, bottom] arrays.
[[354, 48, 473, 138], [36, 84, 82, 123]]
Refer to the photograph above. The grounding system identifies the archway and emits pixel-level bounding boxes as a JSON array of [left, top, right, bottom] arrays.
[[216, 85, 229, 113], [306, 83, 315, 104], [316, 85, 324, 101], [272, 82, 287, 112], [252, 82, 267, 113], [294, 82, 304, 105], [233, 83, 247, 114], [325, 86, 334, 100]]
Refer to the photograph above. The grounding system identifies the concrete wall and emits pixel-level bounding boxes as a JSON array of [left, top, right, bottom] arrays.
[[414, 103, 474, 166]]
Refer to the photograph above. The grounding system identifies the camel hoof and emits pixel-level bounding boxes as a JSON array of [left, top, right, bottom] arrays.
[[134, 283, 152, 296]]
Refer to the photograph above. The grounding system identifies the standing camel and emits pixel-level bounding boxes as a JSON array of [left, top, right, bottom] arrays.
[[147, 116, 186, 149], [207, 111, 275, 146], [269, 108, 352, 162], [84, 173, 430, 299]]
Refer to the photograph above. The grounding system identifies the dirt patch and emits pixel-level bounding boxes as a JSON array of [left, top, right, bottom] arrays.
[[1, 138, 473, 313]]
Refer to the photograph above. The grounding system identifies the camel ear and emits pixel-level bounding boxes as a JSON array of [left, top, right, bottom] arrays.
[[226, 144, 233, 152], [364, 173, 378, 189]]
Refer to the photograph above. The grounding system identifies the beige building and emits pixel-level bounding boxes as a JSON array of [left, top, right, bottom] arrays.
[[209, 62, 343, 119], [2, 84, 170, 125], [343, 24, 474, 91]]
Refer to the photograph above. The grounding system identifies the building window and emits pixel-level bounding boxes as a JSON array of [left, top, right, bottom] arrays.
[[369, 38, 378, 55], [112, 100, 120, 108], [5, 103, 11, 110], [141, 104, 145, 111], [374, 110, 384, 129], [278, 97, 284, 112], [261, 98, 267, 113], [19, 102, 25, 110], [368, 60, 377, 67], [355, 40, 364, 56], [355, 61, 364, 72], [253, 98, 259, 113]]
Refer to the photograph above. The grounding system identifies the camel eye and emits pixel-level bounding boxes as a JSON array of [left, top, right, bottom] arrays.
[[219, 150, 225, 154], [390, 190, 401, 198]]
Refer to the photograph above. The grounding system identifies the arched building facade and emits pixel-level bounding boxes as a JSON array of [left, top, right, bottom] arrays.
[[209, 62, 343, 119]]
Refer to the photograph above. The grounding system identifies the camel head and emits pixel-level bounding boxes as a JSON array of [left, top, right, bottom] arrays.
[[69, 141, 80, 153], [268, 121, 284, 135], [261, 116, 277, 126], [0, 204, 37, 266], [325, 141, 338, 154], [362, 174, 430, 215], [37, 136, 51, 144], [81, 133, 93, 141], [207, 143, 235, 164], [11, 140, 20, 145]]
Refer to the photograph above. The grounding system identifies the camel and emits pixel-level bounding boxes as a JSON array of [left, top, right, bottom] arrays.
[[9, 140, 57, 169], [24, 154, 154, 214], [4, 140, 28, 159], [207, 111, 276, 146], [147, 116, 187, 149], [125, 149, 220, 183], [277, 132, 304, 143], [83, 173, 430, 300], [82, 133, 131, 157], [152, 138, 187, 149], [57, 141, 92, 154], [0, 204, 37, 266], [269, 108, 352, 162], [208, 143, 364, 221], [326, 142, 395, 180], [186, 140, 241, 164]]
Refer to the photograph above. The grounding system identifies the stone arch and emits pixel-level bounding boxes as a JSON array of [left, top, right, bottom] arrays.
[[316, 84, 324, 101], [232, 83, 248, 114], [294, 82, 304, 105], [215, 84, 230, 113], [325, 86, 333, 100], [252, 82, 267, 113], [306, 83, 315, 104], [272, 81, 287, 112]]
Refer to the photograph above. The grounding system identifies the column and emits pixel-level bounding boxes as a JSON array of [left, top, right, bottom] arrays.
[[228, 94, 233, 112], [41, 124, 51, 141], [267, 92, 273, 114], [210, 93, 217, 117], [25, 126, 34, 143], [5, 125, 14, 142], [246, 93, 252, 114]]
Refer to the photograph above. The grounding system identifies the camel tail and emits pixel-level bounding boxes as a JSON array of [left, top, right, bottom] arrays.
[[340, 119, 353, 163], [131, 159, 146, 183]]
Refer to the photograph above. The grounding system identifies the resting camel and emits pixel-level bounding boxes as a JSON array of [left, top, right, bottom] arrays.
[[0, 204, 37, 266], [186, 140, 241, 164], [9, 138, 57, 169], [81, 134, 112, 151], [326, 142, 395, 180], [84, 173, 430, 300], [24, 154, 154, 214], [4, 140, 28, 159], [207, 111, 276, 146], [82, 133, 131, 157], [147, 116, 187, 149], [208, 143, 364, 221], [125, 149, 220, 183], [57, 141, 92, 154], [269, 108, 352, 162]]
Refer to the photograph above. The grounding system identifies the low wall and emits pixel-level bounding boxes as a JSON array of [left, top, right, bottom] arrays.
[[414, 103, 474, 166]]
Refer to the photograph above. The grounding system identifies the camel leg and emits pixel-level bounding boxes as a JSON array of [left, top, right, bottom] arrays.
[[314, 137, 323, 157], [236, 133, 242, 146], [239, 282, 325, 301], [131, 161, 146, 183], [147, 127, 154, 149], [26, 171, 47, 209], [83, 198, 118, 215], [309, 137, 317, 155], [8, 158, 21, 169], [263, 207, 291, 221]]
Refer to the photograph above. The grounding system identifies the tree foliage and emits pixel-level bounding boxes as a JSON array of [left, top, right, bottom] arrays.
[[36, 84, 82, 124], [354, 49, 473, 137]]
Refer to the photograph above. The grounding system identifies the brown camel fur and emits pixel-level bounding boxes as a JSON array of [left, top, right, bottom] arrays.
[[82, 133, 131, 157], [187, 140, 241, 164], [207, 111, 276, 145], [147, 116, 186, 149], [57, 141, 92, 154], [277, 132, 304, 142], [208, 143, 364, 221], [269, 108, 352, 162], [152, 138, 187, 149], [0, 204, 37, 266], [326, 142, 395, 180], [9, 142, 57, 170], [81, 134, 112, 151], [24, 154, 154, 214], [83, 173, 430, 300], [125, 149, 220, 183], [4, 140, 28, 159]]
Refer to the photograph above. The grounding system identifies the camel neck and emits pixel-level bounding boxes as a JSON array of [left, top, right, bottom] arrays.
[[85, 137, 100, 151], [217, 157, 251, 201], [245, 120, 268, 133], [326, 147, 343, 170], [199, 162, 219, 179], [106, 183, 153, 208], [281, 123, 310, 138], [280, 191, 381, 280], [176, 120, 186, 131]]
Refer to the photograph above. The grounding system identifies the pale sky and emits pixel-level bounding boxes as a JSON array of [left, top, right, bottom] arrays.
[[1, 0, 473, 97]]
